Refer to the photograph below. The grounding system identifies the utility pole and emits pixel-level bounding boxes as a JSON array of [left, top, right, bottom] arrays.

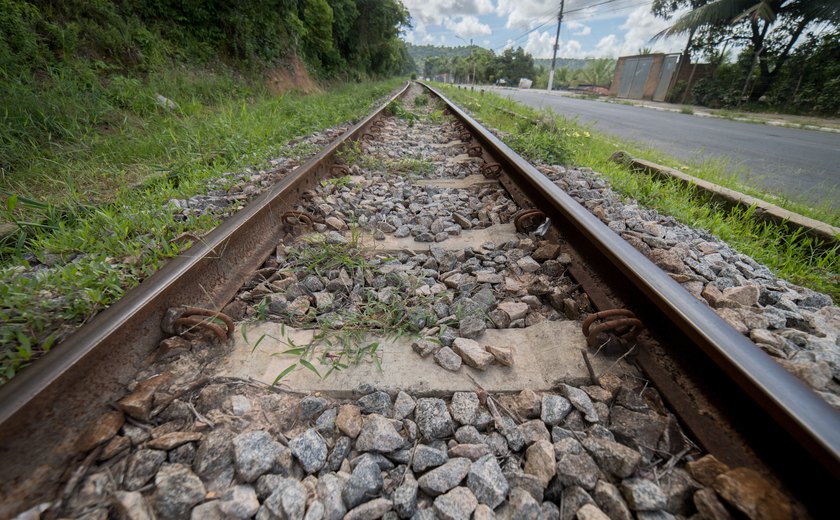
[[547, 0, 565, 92]]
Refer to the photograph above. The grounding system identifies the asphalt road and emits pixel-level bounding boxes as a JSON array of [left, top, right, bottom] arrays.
[[484, 87, 840, 209]]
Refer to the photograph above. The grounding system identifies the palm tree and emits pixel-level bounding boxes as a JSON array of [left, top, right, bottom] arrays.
[[655, 0, 840, 101]]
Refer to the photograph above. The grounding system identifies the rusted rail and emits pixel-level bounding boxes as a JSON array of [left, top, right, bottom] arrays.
[[1, 80, 838, 515], [422, 82, 840, 480], [0, 82, 411, 514]]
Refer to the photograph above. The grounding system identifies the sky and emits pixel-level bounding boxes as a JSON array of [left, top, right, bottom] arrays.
[[401, 0, 690, 59]]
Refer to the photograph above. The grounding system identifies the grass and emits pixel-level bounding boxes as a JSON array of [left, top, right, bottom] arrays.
[[0, 75, 404, 384], [254, 232, 436, 383], [437, 84, 840, 302]]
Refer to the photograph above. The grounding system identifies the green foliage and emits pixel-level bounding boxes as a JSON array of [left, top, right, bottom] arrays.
[[413, 44, 537, 85], [653, 0, 840, 106], [0, 0, 414, 172]]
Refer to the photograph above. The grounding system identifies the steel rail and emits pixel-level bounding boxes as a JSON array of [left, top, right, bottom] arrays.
[[422, 82, 840, 477], [0, 82, 411, 515]]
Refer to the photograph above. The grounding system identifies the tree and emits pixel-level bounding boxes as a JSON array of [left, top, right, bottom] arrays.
[[653, 0, 840, 101]]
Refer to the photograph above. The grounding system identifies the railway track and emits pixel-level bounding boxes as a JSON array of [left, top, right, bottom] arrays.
[[2, 81, 838, 519]]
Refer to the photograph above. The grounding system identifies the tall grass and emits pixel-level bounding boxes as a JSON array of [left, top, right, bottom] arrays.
[[0, 75, 403, 384]]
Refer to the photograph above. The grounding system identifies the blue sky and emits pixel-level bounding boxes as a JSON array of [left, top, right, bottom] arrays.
[[401, 0, 689, 59]]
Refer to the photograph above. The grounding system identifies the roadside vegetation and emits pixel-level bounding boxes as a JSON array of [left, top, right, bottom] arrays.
[[0, 0, 412, 383], [654, 1, 840, 115], [438, 85, 840, 302]]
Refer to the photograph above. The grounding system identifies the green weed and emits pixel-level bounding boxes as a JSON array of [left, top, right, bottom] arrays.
[[0, 78, 403, 384]]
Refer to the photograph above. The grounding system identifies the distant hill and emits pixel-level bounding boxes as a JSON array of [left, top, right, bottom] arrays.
[[533, 58, 590, 70], [406, 44, 595, 73], [406, 44, 474, 70]]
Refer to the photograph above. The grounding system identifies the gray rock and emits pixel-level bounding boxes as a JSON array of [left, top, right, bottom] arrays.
[[124, 449, 166, 491], [593, 480, 632, 520], [636, 511, 677, 520], [168, 441, 196, 465], [289, 429, 327, 474], [503, 488, 541, 519], [658, 468, 701, 515], [153, 464, 206, 519], [451, 338, 494, 369], [304, 501, 325, 520], [352, 452, 394, 471], [358, 391, 393, 417], [193, 428, 234, 479], [609, 406, 666, 458], [450, 392, 480, 425], [555, 452, 601, 490], [394, 391, 416, 421], [317, 473, 347, 520], [458, 316, 486, 339], [439, 327, 458, 347], [614, 388, 648, 413], [255, 475, 298, 500], [393, 475, 419, 518], [434, 487, 478, 520], [300, 396, 329, 420], [344, 498, 393, 520], [387, 448, 412, 465], [563, 384, 599, 423], [518, 419, 550, 446], [190, 501, 224, 520], [413, 444, 449, 472], [218, 485, 260, 519], [581, 436, 641, 479], [395, 225, 411, 238], [233, 430, 288, 482], [356, 414, 406, 453], [454, 425, 485, 444], [114, 491, 155, 520], [541, 501, 561, 520], [326, 436, 352, 472], [434, 346, 463, 371], [554, 437, 585, 457], [560, 486, 595, 520], [693, 488, 735, 520], [485, 432, 509, 457], [497, 417, 525, 452], [473, 503, 496, 520], [620, 478, 667, 511], [576, 504, 611, 520], [524, 440, 556, 487], [417, 457, 471, 496], [316, 407, 338, 434], [325, 231, 347, 244], [415, 398, 455, 440], [541, 394, 573, 426], [448, 444, 490, 461], [467, 454, 509, 509], [503, 472, 544, 503], [263, 479, 307, 520], [342, 458, 383, 509]]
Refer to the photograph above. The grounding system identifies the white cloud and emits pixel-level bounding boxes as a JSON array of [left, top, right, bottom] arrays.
[[403, 0, 495, 26], [524, 30, 555, 58], [567, 21, 591, 36], [444, 16, 493, 38], [569, 7, 688, 58], [497, 0, 602, 29], [404, 21, 445, 45]]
